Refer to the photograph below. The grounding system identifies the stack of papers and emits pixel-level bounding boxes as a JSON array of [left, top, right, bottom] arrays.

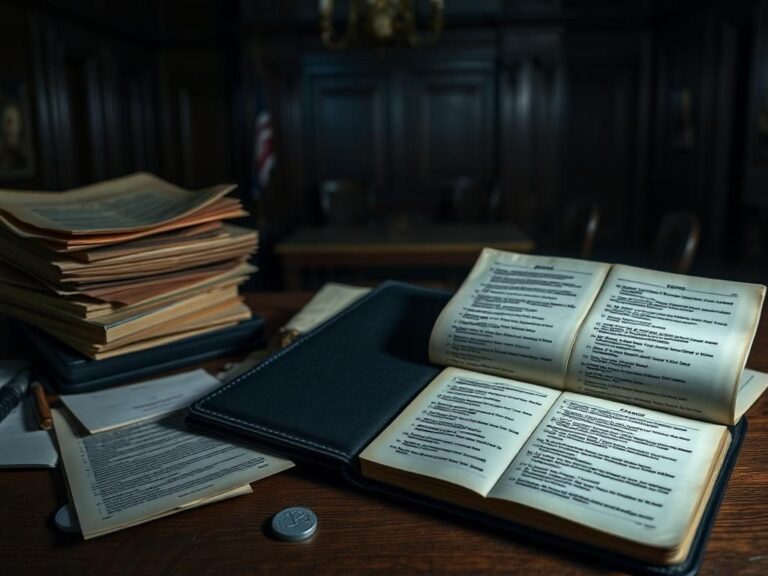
[[0, 173, 257, 358], [54, 369, 293, 539]]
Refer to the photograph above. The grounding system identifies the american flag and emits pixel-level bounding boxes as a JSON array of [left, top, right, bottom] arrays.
[[252, 110, 275, 199]]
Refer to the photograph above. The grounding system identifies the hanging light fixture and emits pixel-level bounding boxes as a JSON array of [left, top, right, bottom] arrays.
[[319, 0, 444, 50]]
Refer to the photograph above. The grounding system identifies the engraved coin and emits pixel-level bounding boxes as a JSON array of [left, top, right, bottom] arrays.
[[54, 504, 80, 534], [271, 506, 318, 542]]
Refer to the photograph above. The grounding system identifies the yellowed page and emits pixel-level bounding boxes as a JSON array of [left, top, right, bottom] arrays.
[[359, 367, 561, 497], [565, 265, 765, 424], [52, 408, 293, 539], [60, 369, 222, 433], [735, 368, 768, 422], [283, 282, 371, 335], [488, 392, 727, 550], [429, 249, 610, 389], [73, 221, 226, 262], [0, 199, 245, 246], [0, 173, 233, 234], [51, 226, 256, 271], [85, 321, 241, 360]]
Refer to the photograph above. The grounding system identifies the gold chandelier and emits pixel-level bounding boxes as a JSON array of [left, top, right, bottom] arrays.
[[320, 0, 444, 50]]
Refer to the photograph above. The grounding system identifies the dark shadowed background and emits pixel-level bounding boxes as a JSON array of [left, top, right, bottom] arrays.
[[1, 0, 767, 288]]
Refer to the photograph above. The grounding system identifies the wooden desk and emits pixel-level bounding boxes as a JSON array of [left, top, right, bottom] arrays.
[[276, 224, 535, 289], [2, 292, 768, 576]]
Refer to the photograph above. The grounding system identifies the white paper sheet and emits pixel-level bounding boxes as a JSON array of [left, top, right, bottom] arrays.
[[60, 368, 222, 433], [0, 361, 58, 468]]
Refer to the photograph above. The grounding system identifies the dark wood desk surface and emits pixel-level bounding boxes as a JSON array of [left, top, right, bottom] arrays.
[[3, 292, 768, 576], [275, 225, 535, 289]]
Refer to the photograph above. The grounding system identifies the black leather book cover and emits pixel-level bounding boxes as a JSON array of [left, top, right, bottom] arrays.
[[187, 281, 744, 576], [189, 281, 449, 471]]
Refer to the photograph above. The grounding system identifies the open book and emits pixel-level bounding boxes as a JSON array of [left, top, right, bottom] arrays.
[[359, 249, 767, 565]]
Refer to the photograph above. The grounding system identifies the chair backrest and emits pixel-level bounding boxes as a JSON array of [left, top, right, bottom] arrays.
[[653, 212, 700, 274], [319, 180, 373, 226], [448, 177, 501, 223], [561, 199, 600, 259]]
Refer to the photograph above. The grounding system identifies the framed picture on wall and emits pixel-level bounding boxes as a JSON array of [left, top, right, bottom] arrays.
[[0, 79, 34, 180]]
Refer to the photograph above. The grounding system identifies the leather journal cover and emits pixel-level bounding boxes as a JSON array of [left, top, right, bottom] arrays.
[[187, 281, 745, 576]]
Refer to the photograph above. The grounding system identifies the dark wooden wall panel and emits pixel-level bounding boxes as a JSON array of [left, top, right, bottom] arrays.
[[40, 16, 108, 188], [0, 1, 233, 192], [498, 30, 562, 237], [297, 37, 498, 220], [159, 50, 234, 188], [0, 0, 758, 279], [102, 42, 159, 177], [650, 6, 742, 267], [740, 0, 768, 280], [309, 76, 389, 185], [0, 3, 41, 188], [564, 32, 646, 251], [744, 0, 768, 206], [408, 70, 494, 191]]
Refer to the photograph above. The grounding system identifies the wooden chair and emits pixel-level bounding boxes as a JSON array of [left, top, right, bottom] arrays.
[[652, 212, 700, 274], [447, 178, 500, 223], [319, 180, 374, 226], [561, 199, 600, 259], [449, 177, 485, 223]]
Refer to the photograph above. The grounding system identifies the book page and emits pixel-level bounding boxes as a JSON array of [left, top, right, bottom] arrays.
[[283, 282, 371, 335], [52, 408, 293, 539], [429, 249, 611, 388], [735, 368, 768, 422], [488, 393, 728, 550], [565, 265, 765, 424], [359, 368, 561, 497], [0, 173, 233, 234]]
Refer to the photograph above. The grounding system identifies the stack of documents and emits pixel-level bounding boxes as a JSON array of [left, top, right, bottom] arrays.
[[54, 369, 292, 538], [0, 173, 257, 358]]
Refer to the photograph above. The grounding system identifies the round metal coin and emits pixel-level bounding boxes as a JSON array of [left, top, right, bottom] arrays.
[[271, 506, 318, 542], [54, 504, 80, 534]]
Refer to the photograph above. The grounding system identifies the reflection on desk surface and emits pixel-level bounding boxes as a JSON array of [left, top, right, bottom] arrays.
[[276, 224, 534, 253], [275, 225, 535, 290]]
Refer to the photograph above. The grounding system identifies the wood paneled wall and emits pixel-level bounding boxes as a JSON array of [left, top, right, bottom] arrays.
[[0, 0, 763, 280], [0, 0, 235, 193], [255, 25, 649, 252], [245, 0, 756, 275]]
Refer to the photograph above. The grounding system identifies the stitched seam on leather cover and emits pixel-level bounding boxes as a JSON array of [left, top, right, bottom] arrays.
[[202, 411, 350, 458], [194, 281, 445, 460]]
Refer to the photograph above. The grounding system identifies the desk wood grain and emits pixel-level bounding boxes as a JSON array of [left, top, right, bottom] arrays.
[[1, 292, 767, 576], [275, 225, 535, 289]]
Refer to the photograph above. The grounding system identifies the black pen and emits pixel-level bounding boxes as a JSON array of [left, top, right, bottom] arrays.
[[0, 368, 30, 424]]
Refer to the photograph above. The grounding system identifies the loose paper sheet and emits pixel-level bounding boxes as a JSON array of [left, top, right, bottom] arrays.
[[283, 282, 371, 334], [60, 369, 223, 433], [53, 408, 293, 539], [0, 361, 58, 468]]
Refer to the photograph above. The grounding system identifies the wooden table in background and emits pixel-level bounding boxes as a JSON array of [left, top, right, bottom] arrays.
[[276, 224, 535, 289], [2, 292, 768, 576]]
